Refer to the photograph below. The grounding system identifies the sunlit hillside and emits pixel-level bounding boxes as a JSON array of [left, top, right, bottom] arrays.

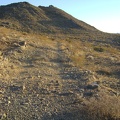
[[0, 2, 120, 120]]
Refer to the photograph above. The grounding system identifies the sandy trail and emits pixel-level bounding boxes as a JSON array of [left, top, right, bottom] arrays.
[[0, 39, 86, 120]]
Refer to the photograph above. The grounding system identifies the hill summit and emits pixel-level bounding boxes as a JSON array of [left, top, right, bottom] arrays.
[[0, 2, 120, 46], [0, 2, 98, 34]]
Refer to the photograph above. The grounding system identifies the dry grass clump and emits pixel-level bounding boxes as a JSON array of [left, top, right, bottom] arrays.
[[94, 46, 104, 52], [93, 44, 120, 54], [81, 95, 120, 120], [64, 40, 88, 67], [96, 70, 112, 76], [71, 54, 86, 67]]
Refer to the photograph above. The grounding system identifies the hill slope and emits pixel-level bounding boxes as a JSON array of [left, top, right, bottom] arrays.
[[0, 2, 120, 120], [0, 2, 120, 46], [0, 2, 102, 33], [0, 27, 120, 120]]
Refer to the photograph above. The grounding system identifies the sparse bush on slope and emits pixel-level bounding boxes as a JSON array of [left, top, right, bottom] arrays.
[[81, 95, 120, 120]]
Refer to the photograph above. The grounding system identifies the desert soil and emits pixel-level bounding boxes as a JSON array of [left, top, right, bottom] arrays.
[[0, 32, 120, 120]]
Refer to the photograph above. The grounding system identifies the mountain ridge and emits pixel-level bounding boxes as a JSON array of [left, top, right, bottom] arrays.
[[0, 2, 120, 46], [0, 2, 99, 33]]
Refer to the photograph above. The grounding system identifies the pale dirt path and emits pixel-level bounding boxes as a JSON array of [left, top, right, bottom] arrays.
[[0, 39, 86, 120]]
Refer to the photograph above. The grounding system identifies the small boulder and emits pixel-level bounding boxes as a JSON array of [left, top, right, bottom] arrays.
[[13, 43, 21, 47], [86, 55, 94, 60], [9, 85, 25, 92], [19, 41, 26, 47], [13, 41, 26, 47], [86, 82, 99, 90], [84, 91, 94, 97]]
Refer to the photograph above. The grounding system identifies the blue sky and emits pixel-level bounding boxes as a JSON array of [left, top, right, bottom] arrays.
[[0, 0, 120, 33]]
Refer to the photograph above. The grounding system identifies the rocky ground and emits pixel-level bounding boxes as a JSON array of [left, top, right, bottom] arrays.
[[0, 28, 120, 120]]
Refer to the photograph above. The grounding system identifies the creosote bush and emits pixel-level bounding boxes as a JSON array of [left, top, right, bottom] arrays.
[[96, 70, 112, 76], [81, 95, 120, 120], [94, 47, 104, 52]]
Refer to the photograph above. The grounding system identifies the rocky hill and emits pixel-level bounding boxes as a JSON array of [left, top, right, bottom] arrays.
[[0, 2, 120, 46], [0, 2, 120, 120], [0, 2, 97, 33]]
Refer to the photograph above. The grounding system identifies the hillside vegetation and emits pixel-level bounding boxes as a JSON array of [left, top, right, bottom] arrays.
[[0, 2, 120, 120]]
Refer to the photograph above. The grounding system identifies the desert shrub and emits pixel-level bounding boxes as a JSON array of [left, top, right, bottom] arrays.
[[94, 47, 104, 52], [96, 70, 112, 76], [71, 55, 86, 67], [81, 95, 120, 120]]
